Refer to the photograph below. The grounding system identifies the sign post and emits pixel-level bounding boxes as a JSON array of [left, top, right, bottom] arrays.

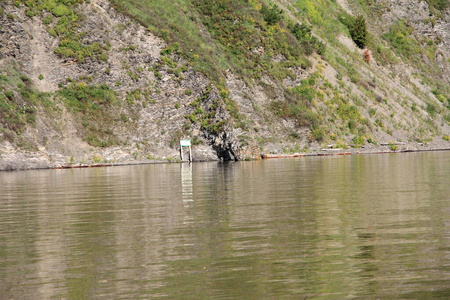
[[180, 140, 192, 162]]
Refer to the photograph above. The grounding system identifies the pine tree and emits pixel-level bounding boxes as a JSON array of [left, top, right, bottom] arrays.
[[350, 15, 367, 49]]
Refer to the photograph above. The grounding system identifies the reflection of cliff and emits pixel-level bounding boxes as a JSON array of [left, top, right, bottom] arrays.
[[0, 169, 77, 298], [0, 152, 448, 298], [304, 153, 450, 297], [0, 165, 195, 298]]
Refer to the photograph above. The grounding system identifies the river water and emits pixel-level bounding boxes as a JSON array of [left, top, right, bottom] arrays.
[[0, 151, 449, 299]]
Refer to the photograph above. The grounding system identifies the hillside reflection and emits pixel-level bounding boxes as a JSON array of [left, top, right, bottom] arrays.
[[0, 152, 449, 298]]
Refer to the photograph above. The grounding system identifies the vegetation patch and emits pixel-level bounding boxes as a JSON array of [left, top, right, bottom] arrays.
[[20, 0, 110, 63], [339, 14, 368, 49], [0, 61, 48, 145], [185, 86, 228, 136], [270, 74, 322, 137], [260, 3, 283, 25], [58, 83, 121, 147], [425, 0, 449, 14], [383, 19, 421, 62], [288, 22, 326, 56]]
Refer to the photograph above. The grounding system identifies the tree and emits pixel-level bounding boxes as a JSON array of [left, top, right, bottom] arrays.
[[349, 15, 367, 49]]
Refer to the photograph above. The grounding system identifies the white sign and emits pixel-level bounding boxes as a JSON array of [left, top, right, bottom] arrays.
[[180, 140, 191, 147]]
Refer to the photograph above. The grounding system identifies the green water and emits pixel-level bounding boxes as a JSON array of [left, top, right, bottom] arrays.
[[0, 152, 449, 299]]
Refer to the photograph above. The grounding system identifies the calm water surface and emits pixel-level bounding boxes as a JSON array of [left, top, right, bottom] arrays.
[[0, 152, 449, 299]]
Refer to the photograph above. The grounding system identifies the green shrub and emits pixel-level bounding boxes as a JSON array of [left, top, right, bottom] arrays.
[[260, 4, 283, 25], [4, 90, 14, 100], [311, 125, 326, 141], [160, 43, 180, 56], [426, 103, 437, 117], [338, 14, 352, 28], [43, 15, 54, 25], [425, 0, 449, 13], [289, 22, 326, 55], [58, 83, 115, 109], [349, 15, 367, 48], [389, 143, 398, 151], [0, 87, 41, 140], [161, 56, 177, 68], [26, 9, 38, 18], [431, 89, 446, 103], [352, 135, 365, 147], [58, 83, 120, 147], [347, 120, 357, 133], [55, 39, 109, 63], [339, 14, 368, 48], [52, 4, 70, 17], [383, 19, 422, 61]]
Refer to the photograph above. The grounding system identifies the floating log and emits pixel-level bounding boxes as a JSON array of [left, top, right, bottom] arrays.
[[318, 152, 351, 156], [261, 153, 306, 159], [261, 152, 353, 159]]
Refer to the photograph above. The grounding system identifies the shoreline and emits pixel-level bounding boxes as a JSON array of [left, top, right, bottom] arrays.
[[261, 147, 450, 159], [1, 145, 449, 172]]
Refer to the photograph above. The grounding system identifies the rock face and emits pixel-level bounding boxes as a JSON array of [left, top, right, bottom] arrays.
[[377, 0, 450, 82], [0, 0, 248, 169], [0, 0, 449, 170]]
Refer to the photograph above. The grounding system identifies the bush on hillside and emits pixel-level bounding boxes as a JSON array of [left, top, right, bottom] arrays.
[[260, 4, 283, 25], [349, 15, 367, 48], [289, 23, 326, 55], [426, 0, 449, 13]]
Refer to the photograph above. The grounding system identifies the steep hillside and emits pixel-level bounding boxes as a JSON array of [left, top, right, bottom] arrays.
[[0, 0, 449, 170]]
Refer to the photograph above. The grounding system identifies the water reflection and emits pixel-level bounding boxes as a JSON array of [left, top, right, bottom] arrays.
[[181, 163, 193, 203], [0, 152, 449, 298]]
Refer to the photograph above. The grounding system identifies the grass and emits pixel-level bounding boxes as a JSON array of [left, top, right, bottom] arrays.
[[110, 0, 222, 76], [57, 83, 121, 147], [381, 17, 444, 80], [21, 0, 110, 63], [388, 143, 398, 151], [110, 0, 322, 84], [0, 60, 48, 145], [383, 19, 422, 62], [425, 0, 449, 14]]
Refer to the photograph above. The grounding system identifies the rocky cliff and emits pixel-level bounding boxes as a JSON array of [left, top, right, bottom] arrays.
[[0, 0, 449, 170]]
